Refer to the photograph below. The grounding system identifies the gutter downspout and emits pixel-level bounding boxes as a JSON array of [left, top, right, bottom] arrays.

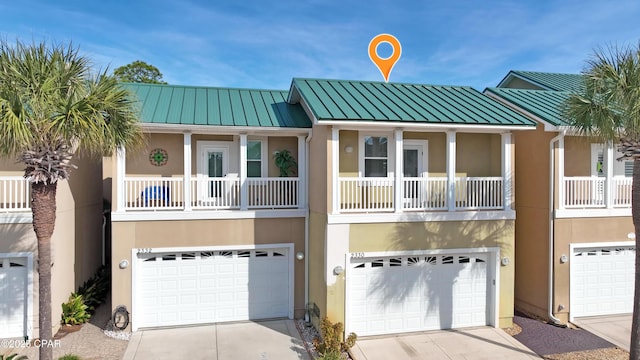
[[304, 130, 312, 323], [548, 131, 565, 326]]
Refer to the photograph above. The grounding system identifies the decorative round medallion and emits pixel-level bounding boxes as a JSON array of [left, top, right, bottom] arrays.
[[149, 148, 168, 166]]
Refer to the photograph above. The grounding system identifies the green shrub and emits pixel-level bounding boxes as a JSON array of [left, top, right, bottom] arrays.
[[61, 293, 91, 325], [76, 265, 110, 314], [58, 355, 81, 360], [312, 317, 357, 357], [0, 354, 28, 360]]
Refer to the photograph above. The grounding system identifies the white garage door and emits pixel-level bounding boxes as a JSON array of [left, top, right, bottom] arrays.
[[571, 245, 635, 318], [137, 247, 291, 328], [347, 252, 492, 336], [0, 257, 28, 338]]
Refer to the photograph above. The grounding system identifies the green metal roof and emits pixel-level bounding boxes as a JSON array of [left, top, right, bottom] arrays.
[[290, 78, 537, 127], [122, 83, 311, 128], [499, 70, 585, 92], [485, 87, 571, 127]]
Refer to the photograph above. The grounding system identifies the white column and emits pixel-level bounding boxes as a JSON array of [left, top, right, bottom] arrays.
[[605, 141, 614, 208], [501, 133, 513, 210], [446, 131, 456, 211], [116, 146, 126, 212], [183, 132, 192, 211], [331, 128, 340, 214], [240, 134, 248, 210], [558, 136, 565, 210], [394, 129, 403, 213], [298, 135, 307, 209]]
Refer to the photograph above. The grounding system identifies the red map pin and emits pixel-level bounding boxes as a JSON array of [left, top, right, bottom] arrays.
[[368, 34, 402, 82]]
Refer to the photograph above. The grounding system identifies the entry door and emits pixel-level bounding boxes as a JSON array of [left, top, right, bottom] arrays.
[[200, 147, 228, 200], [403, 141, 427, 206]]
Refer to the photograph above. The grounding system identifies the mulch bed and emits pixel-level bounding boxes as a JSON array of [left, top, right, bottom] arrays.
[[511, 312, 619, 356]]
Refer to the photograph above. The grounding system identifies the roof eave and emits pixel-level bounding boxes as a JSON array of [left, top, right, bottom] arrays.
[[315, 119, 535, 133], [141, 123, 312, 135], [484, 90, 561, 132]]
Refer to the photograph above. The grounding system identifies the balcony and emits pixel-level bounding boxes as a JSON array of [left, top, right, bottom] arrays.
[[338, 176, 504, 213], [0, 176, 30, 212], [564, 176, 632, 209], [122, 176, 299, 211]]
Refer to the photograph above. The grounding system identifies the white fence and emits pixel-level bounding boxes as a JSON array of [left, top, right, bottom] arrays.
[[564, 176, 632, 208], [338, 176, 503, 212], [123, 176, 298, 210], [0, 177, 30, 212]]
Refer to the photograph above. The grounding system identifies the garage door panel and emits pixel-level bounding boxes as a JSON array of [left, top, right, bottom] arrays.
[[571, 246, 634, 318], [137, 248, 291, 328], [348, 252, 491, 336], [0, 257, 28, 338]]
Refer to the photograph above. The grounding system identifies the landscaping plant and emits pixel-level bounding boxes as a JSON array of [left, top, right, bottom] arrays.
[[76, 265, 110, 314], [312, 317, 357, 358], [61, 293, 91, 325], [273, 149, 298, 177], [0, 354, 28, 360]]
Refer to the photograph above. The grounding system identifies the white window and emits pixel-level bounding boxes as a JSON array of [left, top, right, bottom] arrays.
[[247, 138, 268, 178], [363, 136, 388, 177]]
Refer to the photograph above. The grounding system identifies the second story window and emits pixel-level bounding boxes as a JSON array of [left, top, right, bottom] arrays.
[[364, 136, 388, 177], [247, 140, 262, 177]]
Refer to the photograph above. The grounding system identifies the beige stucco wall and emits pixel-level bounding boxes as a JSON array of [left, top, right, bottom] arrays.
[[457, 133, 502, 177], [127, 133, 184, 176], [512, 124, 556, 318], [308, 125, 330, 214], [308, 211, 327, 328], [564, 136, 593, 177], [268, 137, 299, 177], [111, 217, 306, 329], [551, 216, 633, 322], [338, 131, 358, 176]]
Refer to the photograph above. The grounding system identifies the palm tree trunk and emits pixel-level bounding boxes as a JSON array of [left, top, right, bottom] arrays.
[[632, 158, 640, 360], [31, 181, 57, 360]]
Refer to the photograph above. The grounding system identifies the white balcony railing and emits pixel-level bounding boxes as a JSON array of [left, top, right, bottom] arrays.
[[338, 176, 503, 212], [339, 177, 394, 212], [455, 177, 503, 210], [613, 177, 632, 207], [564, 176, 632, 208], [123, 176, 299, 211], [0, 176, 30, 212], [124, 177, 185, 210], [194, 177, 240, 209], [248, 178, 299, 208], [402, 177, 447, 210]]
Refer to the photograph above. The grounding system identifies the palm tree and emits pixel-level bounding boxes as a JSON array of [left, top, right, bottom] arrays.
[[563, 44, 640, 360], [0, 41, 142, 360]]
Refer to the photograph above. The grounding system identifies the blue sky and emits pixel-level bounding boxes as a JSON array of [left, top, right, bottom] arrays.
[[1, 0, 638, 90]]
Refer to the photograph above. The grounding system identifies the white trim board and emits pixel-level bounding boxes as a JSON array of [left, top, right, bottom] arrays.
[[555, 208, 631, 219], [327, 210, 516, 224], [112, 209, 308, 222]]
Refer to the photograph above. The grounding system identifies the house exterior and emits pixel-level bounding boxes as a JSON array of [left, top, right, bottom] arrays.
[[289, 78, 536, 336], [486, 70, 635, 324], [0, 155, 103, 339], [109, 79, 538, 335], [107, 83, 312, 331]]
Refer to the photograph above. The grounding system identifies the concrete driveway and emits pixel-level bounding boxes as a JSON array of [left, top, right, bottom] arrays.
[[122, 319, 310, 360], [351, 327, 540, 360], [573, 314, 631, 351]]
